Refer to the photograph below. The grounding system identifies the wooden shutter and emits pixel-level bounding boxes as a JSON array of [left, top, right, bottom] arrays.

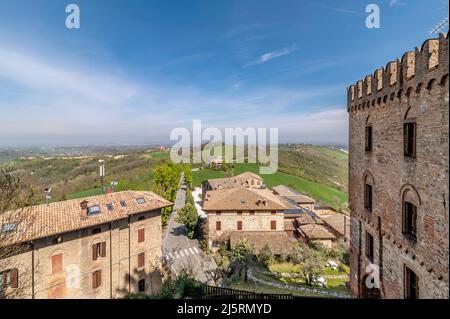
[[92, 244, 98, 260], [92, 270, 101, 289], [52, 254, 63, 273], [138, 252, 145, 268], [237, 221, 242, 231], [138, 229, 145, 243], [404, 123, 409, 155], [216, 221, 221, 231], [271, 220, 277, 230], [101, 242, 107, 258], [10, 268, 18, 288]]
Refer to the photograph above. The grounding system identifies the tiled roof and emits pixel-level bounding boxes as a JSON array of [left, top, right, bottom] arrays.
[[204, 171, 263, 189], [295, 213, 324, 225], [297, 224, 336, 240], [203, 187, 287, 211], [229, 231, 295, 254], [320, 213, 350, 239], [284, 220, 296, 231], [272, 185, 299, 197], [0, 191, 172, 245], [285, 195, 315, 204]]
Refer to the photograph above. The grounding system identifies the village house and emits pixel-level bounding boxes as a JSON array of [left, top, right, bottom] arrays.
[[202, 187, 290, 254], [0, 191, 172, 299], [294, 213, 336, 249], [347, 34, 449, 298], [201, 171, 264, 202], [272, 185, 315, 211]]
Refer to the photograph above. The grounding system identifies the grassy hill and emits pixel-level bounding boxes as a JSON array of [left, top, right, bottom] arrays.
[[192, 144, 348, 211]]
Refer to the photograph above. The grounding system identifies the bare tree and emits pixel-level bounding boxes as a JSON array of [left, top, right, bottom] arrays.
[[0, 168, 35, 258]]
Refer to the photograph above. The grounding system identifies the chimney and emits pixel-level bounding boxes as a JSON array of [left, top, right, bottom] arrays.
[[80, 200, 88, 210]]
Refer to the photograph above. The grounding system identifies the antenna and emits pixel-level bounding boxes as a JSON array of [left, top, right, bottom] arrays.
[[99, 159, 105, 193], [44, 187, 52, 205], [430, 1, 449, 34]]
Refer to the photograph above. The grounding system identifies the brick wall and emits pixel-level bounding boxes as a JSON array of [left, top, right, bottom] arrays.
[[347, 34, 449, 299]]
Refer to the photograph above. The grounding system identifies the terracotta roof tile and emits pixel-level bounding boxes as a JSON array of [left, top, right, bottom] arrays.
[[229, 231, 294, 254], [297, 224, 336, 240], [203, 187, 287, 211], [0, 191, 172, 245]]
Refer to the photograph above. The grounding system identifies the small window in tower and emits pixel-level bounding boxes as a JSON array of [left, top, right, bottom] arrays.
[[405, 267, 419, 299], [365, 126, 373, 152], [364, 184, 373, 212], [403, 201, 417, 239], [366, 232, 374, 262], [404, 122, 416, 157]]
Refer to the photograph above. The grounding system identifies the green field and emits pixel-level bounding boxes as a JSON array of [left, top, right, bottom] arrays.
[[192, 169, 228, 186], [67, 188, 103, 200]]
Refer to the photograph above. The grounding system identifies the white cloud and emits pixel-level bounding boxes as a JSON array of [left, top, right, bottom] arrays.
[[0, 45, 348, 147], [244, 45, 296, 67]]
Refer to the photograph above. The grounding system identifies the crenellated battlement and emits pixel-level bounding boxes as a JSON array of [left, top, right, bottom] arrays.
[[348, 33, 449, 113]]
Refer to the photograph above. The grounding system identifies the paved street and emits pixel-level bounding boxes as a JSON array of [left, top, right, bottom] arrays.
[[162, 173, 217, 284]]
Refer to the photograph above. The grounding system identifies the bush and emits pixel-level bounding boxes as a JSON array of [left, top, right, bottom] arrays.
[[199, 239, 208, 252], [258, 244, 275, 267], [339, 263, 350, 274], [151, 274, 204, 299]]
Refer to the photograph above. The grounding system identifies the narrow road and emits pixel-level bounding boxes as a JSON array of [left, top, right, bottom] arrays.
[[162, 173, 217, 284]]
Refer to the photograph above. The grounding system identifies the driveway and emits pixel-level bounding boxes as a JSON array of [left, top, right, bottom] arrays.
[[162, 174, 217, 284]]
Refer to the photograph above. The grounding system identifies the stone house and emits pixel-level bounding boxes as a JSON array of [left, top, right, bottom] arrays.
[[202, 187, 288, 251], [0, 191, 172, 299]]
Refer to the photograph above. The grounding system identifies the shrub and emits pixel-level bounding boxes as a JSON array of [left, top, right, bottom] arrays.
[[199, 239, 208, 252], [339, 263, 350, 274], [257, 244, 275, 267]]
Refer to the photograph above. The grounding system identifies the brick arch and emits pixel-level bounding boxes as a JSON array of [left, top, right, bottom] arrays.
[[365, 114, 372, 125], [400, 184, 422, 206], [415, 82, 423, 94], [426, 78, 436, 91], [439, 74, 449, 86], [404, 107, 416, 120], [363, 170, 375, 186]]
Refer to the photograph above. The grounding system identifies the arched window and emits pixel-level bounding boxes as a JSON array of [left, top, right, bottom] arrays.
[[404, 108, 417, 157], [365, 115, 373, 152], [401, 185, 421, 241], [363, 171, 374, 213]]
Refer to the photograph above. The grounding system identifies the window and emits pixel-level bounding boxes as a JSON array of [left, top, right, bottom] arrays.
[[365, 126, 373, 152], [0, 269, 18, 289], [92, 270, 102, 289], [366, 232, 374, 262], [52, 254, 63, 274], [120, 200, 127, 207], [138, 252, 145, 268], [271, 211, 277, 215], [364, 184, 373, 212], [92, 228, 101, 235], [1, 223, 17, 233], [404, 122, 416, 157], [405, 267, 419, 299], [403, 201, 417, 239], [92, 242, 106, 260], [138, 279, 146, 292], [270, 220, 277, 230], [106, 203, 114, 211], [138, 229, 145, 243], [237, 221, 243, 231], [216, 221, 221, 231], [136, 198, 146, 204], [87, 205, 101, 216]]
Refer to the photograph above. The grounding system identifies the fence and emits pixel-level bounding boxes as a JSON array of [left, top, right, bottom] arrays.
[[201, 285, 293, 300]]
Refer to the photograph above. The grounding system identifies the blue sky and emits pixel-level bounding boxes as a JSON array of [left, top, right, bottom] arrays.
[[0, 0, 448, 147]]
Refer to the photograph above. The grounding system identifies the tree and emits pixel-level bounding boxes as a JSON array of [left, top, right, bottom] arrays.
[[152, 162, 181, 226], [231, 239, 253, 281], [0, 168, 35, 298], [294, 243, 325, 286], [175, 203, 198, 239], [257, 244, 274, 268]]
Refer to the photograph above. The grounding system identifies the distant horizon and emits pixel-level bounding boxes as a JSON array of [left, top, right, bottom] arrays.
[[1, 1, 447, 147]]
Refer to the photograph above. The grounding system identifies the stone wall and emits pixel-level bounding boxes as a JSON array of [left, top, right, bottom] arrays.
[[0, 209, 162, 299], [348, 33, 449, 299]]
